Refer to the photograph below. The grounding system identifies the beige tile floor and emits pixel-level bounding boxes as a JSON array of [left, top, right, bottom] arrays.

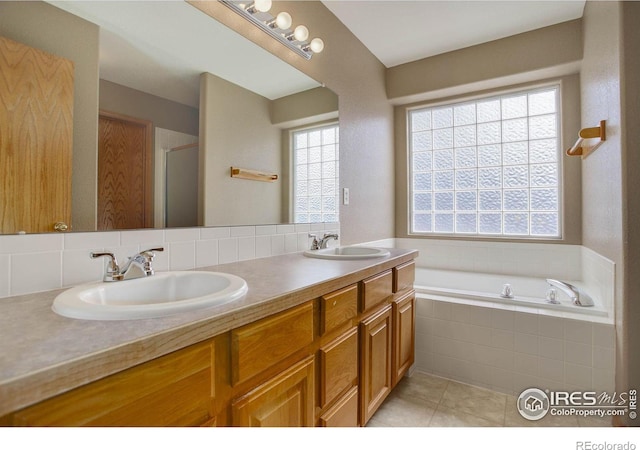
[[366, 371, 613, 427]]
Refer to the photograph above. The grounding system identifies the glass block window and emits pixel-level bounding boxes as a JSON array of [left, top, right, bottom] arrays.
[[409, 85, 561, 237], [293, 124, 339, 223]]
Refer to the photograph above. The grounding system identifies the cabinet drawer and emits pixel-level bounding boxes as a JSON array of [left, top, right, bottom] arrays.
[[231, 301, 314, 386], [319, 327, 358, 409], [360, 270, 393, 312], [319, 386, 358, 427], [393, 261, 415, 293], [11, 340, 215, 426], [320, 284, 358, 334]]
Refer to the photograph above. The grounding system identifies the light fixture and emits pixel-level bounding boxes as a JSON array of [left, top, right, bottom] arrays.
[[306, 38, 324, 54], [245, 0, 271, 14], [292, 25, 309, 42], [221, 1, 324, 60], [270, 12, 292, 30]]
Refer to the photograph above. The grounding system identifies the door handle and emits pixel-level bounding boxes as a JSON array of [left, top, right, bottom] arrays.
[[53, 222, 69, 232]]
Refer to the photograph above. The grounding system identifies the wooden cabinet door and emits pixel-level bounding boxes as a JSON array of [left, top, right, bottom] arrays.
[[319, 327, 358, 409], [0, 36, 73, 234], [232, 356, 315, 427], [392, 292, 415, 387], [359, 304, 392, 426]]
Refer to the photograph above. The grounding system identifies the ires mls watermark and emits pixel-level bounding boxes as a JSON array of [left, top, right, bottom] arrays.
[[517, 387, 638, 421]]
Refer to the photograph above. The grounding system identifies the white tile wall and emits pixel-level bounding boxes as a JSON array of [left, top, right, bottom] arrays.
[[0, 223, 340, 299], [415, 297, 616, 395], [394, 238, 583, 280]]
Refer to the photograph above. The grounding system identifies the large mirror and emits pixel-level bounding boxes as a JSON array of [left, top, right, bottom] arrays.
[[0, 0, 338, 234]]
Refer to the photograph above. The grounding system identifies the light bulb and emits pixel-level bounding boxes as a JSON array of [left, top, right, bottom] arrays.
[[275, 12, 292, 29], [293, 25, 309, 42], [253, 0, 272, 13], [309, 37, 324, 53]]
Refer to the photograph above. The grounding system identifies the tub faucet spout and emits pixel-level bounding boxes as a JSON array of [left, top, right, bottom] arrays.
[[545, 279, 594, 307]]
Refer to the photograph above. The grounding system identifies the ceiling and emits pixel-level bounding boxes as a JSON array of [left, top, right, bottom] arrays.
[[322, 0, 586, 68], [46, 1, 587, 107]]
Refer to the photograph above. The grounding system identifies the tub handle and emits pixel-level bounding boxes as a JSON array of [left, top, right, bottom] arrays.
[[500, 284, 514, 299]]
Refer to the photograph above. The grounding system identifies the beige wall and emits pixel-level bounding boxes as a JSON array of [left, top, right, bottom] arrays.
[[100, 79, 199, 137], [0, 1, 99, 232], [189, 1, 394, 244], [270, 86, 338, 128], [387, 20, 583, 105], [580, 1, 627, 399], [578, 0, 640, 417], [620, 1, 640, 415], [392, 36, 583, 244], [199, 73, 282, 226]]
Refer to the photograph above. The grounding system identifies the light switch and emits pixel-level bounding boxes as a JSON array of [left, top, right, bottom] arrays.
[[343, 188, 350, 205]]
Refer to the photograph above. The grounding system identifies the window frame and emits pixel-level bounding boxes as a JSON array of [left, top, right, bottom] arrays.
[[289, 121, 340, 224], [406, 81, 565, 240]]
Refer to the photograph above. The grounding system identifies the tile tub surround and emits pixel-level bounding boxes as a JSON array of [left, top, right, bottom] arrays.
[[0, 223, 339, 299], [0, 248, 417, 417], [414, 297, 616, 396]]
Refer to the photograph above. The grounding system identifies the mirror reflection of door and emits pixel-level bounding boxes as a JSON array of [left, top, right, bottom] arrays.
[[165, 144, 198, 228], [97, 111, 153, 230], [0, 36, 74, 234]]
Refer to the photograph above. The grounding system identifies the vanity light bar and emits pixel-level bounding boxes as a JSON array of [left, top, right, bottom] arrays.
[[220, 0, 323, 60]]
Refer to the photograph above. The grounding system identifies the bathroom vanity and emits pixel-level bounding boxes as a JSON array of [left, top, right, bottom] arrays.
[[0, 249, 416, 427]]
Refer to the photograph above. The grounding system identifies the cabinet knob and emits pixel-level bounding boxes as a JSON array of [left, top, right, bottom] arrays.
[[53, 222, 69, 232]]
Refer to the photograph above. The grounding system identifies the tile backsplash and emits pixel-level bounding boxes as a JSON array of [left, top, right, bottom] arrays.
[[0, 223, 340, 299]]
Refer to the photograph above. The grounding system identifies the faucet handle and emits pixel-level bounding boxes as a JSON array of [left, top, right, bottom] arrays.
[[90, 251, 121, 281], [308, 234, 320, 250], [139, 247, 164, 260]]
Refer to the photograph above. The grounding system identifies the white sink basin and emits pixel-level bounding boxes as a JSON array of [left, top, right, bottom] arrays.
[[303, 246, 390, 260], [52, 271, 248, 320]]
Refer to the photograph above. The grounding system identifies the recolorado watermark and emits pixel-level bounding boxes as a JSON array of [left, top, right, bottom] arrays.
[[576, 443, 636, 450], [517, 387, 637, 421]]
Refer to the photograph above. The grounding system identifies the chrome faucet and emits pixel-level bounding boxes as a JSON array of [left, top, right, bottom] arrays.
[[545, 279, 594, 307], [308, 233, 339, 250], [91, 247, 164, 282], [319, 233, 339, 249]]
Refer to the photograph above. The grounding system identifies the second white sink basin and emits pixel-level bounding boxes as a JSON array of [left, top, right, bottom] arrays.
[[303, 246, 390, 260], [52, 271, 248, 320]]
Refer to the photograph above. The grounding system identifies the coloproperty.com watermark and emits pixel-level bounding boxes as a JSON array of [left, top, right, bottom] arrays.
[[517, 387, 637, 421]]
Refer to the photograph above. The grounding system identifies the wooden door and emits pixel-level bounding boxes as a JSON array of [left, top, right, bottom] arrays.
[[97, 111, 152, 230], [392, 292, 415, 387], [0, 36, 74, 234], [232, 356, 315, 427], [359, 304, 392, 426]]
